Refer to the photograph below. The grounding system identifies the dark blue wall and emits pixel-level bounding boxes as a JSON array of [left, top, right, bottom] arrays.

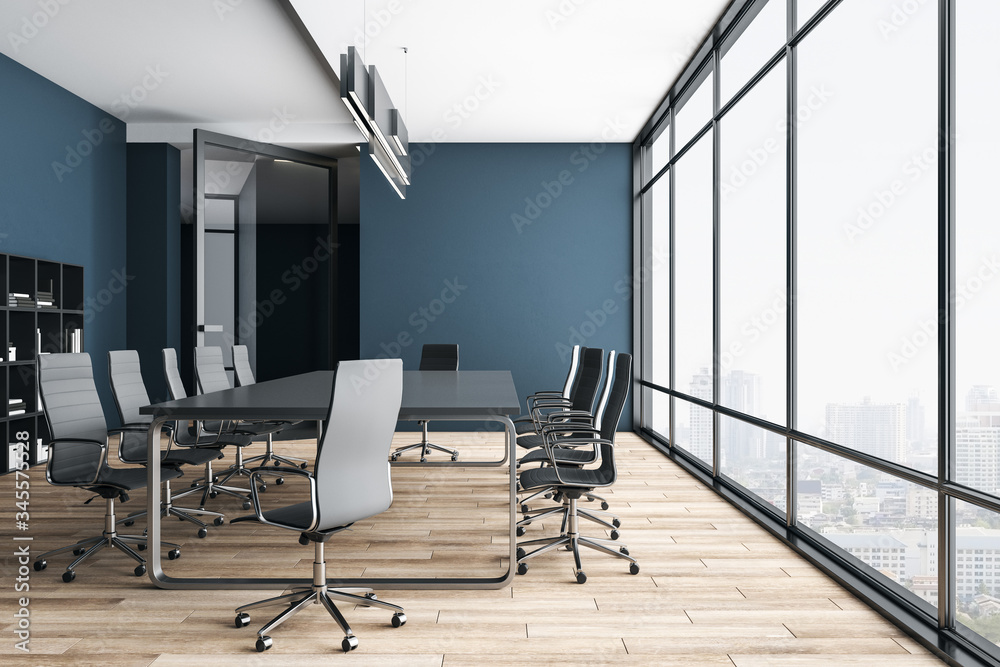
[[0, 53, 127, 424], [360, 143, 633, 429]]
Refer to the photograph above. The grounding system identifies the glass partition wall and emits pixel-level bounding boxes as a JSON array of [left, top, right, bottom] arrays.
[[634, 1, 1000, 663]]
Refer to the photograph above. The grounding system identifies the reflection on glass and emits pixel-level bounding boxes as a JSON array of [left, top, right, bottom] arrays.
[[719, 62, 787, 426], [650, 125, 670, 180], [955, 1, 1000, 497], [674, 70, 714, 153], [651, 173, 670, 389], [675, 397, 713, 466], [673, 134, 714, 404], [651, 390, 669, 441], [720, 0, 786, 104], [796, 442, 938, 613], [955, 500, 1000, 650], [796, 0, 937, 468], [720, 413, 785, 513]]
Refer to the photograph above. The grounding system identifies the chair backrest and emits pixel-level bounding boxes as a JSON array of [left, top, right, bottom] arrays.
[[570, 347, 604, 412], [232, 344, 255, 387], [590, 350, 617, 434], [418, 344, 459, 371], [195, 346, 232, 394], [37, 353, 107, 484], [594, 352, 632, 483], [560, 344, 582, 399], [108, 350, 152, 426], [313, 359, 403, 532], [162, 348, 187, 400]]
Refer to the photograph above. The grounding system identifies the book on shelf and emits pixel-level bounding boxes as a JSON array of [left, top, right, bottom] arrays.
[[36, 328, 41, 355], [66, 328, 83, 353], [8, 409, 25, 416]]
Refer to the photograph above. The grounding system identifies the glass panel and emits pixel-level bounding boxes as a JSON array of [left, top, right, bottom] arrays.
[[675, 398, 714, 465], [956, 500, 1000, 650], [675, 69, 714, 152], [650, 172, 670, 388], [796, 442, 938, 614], [955, 0, 1000, 495], [720, 413, 786, 513], [204, 231, 235, 369], [796, 0, 827, 29], [651, 389, 670, 442], [796, 0, 937, 469], [673, 134, 714, 403], [721, 0, 786, 104], [649, 124, 670, 180], [719, 62, 787, 426]]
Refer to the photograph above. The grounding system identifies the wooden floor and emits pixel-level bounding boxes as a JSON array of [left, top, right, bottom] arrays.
[[0, 431, 944, 665]]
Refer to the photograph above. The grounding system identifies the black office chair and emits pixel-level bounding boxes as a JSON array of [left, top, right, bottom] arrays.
[[517, 351, 623, 536], [516, 347, 604, 451], [108, 350, 226, 537], [162, 348, 256, 509], [512, 344, 583, 436], [515, 352, 639, 584], [232, 344, 308, 470], [232, 359, 407, 653], [390, 343, 460, 462], [32, 353, 182, 582], [194, 346, 286, 493]]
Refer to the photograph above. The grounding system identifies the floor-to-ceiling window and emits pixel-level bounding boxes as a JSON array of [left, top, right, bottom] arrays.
[[635, 1, 1000, 663]]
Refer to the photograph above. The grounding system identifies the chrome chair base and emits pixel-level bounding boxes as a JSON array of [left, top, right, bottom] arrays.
[[390, 420, 458, 462]]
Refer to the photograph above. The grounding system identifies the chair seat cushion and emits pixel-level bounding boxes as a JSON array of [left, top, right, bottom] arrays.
[[98, 464, 181, 493], [519, 446, 596, 466], [518, 465, 608, 492], [260, 501, 314, 530], [516, 434, 543, 449], [165, 446, 224, 467], [514, 419, 537, 435]]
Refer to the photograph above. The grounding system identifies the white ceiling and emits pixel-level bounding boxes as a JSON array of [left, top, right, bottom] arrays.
[[0, 0, 729, 150]]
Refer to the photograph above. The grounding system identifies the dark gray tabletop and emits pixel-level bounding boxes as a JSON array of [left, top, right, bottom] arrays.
[[140, 370, 520, 421]]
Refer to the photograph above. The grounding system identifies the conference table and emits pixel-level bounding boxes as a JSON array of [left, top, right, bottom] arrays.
[[141, 369, 520, 590]]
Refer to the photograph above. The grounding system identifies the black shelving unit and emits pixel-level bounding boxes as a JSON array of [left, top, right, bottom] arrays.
[[2, 253, 84, 473]]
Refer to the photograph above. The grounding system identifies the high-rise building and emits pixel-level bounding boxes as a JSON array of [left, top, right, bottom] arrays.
[[721, 371, 764, 461], [688, 368, 713, 462], [826, 398, 906, 463]]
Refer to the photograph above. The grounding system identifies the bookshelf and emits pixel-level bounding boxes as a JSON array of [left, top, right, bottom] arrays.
[[2, 253, 84, 474]]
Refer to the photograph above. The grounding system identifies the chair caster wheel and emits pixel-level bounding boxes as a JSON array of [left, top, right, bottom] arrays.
[[214, 516, 225, 526], [612, 518, 621, 528], [272, 460, 281, 466], [275, 477, 284, 485], [235, 613, 250, 628], [516, 547, 526, 560], [168, 548, 181, 560], [256, 636, 273, 652], [33, 559, 46, 572], [419, 458, 427, 463], [516, 526, 526, 537], [517, 563, 528, 575], [342, 635, 359, 652], [242, 501, 252, 510], [610, 530, 620, 541], [73, 548, 85, 555], [258, 484, 267, 493], [365, 592, 378, 601], [209, 492, 218, 499], [451, 455, 459, 461], [299, 534, 310, 546], [601, 501, 610, 511], [391, 612, 407, 627], [137, 543, 147, 551], [553, 493, 563, 502], [62, 570, 76, 583], [123, 520, 134, 527], [543, 493, 552, 500], [630, 563, 640, 575], [520, 504, 529, 514], [620, 546, 630, 556], [576, 571, 587, 584], [389, 455, 398, 462], [134, 564, 146, 577], [197, 527, 208, 539], [300, 462, 308, 469]]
